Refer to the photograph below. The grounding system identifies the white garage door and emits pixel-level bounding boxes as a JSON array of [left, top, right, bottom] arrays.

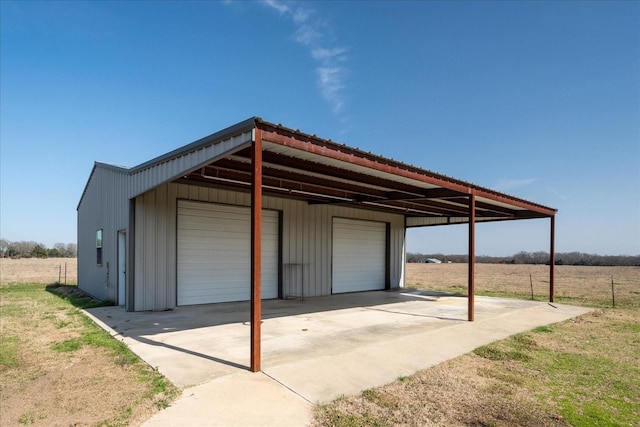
[[332, 218, 386, 293], [177, 201, 279, 305]]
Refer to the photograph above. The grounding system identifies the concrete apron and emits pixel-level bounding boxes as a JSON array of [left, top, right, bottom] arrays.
[[85, 291, 591, 427]]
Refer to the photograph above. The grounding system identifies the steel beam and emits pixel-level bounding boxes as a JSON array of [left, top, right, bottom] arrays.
[[550, 215, 555, 303], [468, 194, 476, 322], [250, 129, 263, 372]]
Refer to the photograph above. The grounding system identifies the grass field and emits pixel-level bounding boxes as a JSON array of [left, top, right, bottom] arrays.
[[406, 262, 640, 308], [0, 259, 176, 427], [2, 259, 638, 426], [314, 263, 640, 426], [0, 257, 77, 285]]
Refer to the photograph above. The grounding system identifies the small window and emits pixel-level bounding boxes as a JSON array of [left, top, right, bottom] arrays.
[[96, 229, 103, 265]]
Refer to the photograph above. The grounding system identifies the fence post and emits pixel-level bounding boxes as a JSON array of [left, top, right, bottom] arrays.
[[58, 265, 61, 284], [611, 276, 615, 308], [530, 274, 534, 300]]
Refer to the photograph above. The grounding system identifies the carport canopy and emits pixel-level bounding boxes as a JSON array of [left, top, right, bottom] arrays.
[[154, 117, 557, 372], [178, 119, 555, 225]]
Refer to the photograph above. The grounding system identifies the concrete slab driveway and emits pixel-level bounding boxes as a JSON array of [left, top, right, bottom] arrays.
[[85, 290, 591, 426]]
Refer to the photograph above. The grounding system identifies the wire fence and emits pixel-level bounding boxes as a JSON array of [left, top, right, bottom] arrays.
[[406, 263, 640, 309], [0, 258, 78, 285]]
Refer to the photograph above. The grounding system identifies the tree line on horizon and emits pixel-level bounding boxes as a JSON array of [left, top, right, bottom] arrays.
[[407, 251, 640, 267], [2, 238, 637, 266], [0, 239, 77, 259]]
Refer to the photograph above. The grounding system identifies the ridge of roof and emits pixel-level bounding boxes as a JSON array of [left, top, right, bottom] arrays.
[[128, 117, 260, 174], [77, 161, 130, 210], [95, 161, 131, 171]]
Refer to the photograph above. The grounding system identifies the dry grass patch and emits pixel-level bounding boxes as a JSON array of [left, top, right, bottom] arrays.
[[0, 283, 178, 426], [0, 258, 77, 285], [315, 264, 640, 426], [314, 355, 568, 427], [314, 309, 640, 427], [406, 263, 640, 308]]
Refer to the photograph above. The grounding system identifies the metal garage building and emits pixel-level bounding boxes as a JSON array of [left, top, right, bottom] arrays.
[[77, 117, 556, 371]]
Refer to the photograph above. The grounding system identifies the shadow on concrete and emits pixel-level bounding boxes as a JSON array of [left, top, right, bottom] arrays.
[[361, 306, 463, 322], [88, 289, 467, 337], [85, 289, 472, 380], [133, 335, 249, 371]]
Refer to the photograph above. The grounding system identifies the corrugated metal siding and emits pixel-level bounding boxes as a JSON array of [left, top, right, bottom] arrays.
[[127, 132, 252, 199], [406, 217, 451, 227], [405, 216, 507, 227], [133, 184, 177, 311], [132, 182, 406, 310], [77, 165, 129, 302]]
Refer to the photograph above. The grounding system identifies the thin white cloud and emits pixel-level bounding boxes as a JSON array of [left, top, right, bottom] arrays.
[[292, 8, 312, 25], [263, 0, 290, 14], [261, 0, 349, 114], [547, 187, 568, 201], [318, 67, 346, 112], [312, 47, 348, 61], [295, 24, 321, 46], [494, 178, 537, 192]]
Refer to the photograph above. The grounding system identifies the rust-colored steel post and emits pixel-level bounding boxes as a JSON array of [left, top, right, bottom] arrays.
[[468, 193, 475, 322], [549, 215, 555, 303], [250, 127, 263, 372]]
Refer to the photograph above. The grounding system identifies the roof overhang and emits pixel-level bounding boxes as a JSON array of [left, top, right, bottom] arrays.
[[176, 118, 556, 225]]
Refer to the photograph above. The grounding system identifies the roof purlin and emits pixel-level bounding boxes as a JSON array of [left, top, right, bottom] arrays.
[[208, 159, 392, 199], [239, 149, 435, 198], [198, 156, 503, 217]]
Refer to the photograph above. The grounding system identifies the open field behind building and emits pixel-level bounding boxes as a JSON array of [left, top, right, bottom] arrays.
[[407, 262, 640, 308], [0, 258, 77, 285]]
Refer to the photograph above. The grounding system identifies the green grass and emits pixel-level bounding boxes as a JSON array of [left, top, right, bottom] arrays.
[[532, 345, 639, 426], [17, 411, 46, 425], [469, 310, 640, 426], [473, 332, 537, 362], [53, 318, 70, 329], [45, 294, 172, 396], [0, 336, 19, 368], [52, 338, 83, 352], [1, 283, 179, 424], [316, 306, 640, 426]]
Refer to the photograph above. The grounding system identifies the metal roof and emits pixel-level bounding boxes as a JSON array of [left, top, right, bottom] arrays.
[[80, 117, 556, 224], [181, 118, 555, 224]]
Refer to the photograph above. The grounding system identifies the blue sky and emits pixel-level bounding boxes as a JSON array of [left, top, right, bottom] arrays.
[[1, 1, 638, 256]]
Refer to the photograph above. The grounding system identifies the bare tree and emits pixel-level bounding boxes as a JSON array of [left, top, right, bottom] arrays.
[[65, 243, 77, 258], [0, 239, 8, 258]]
